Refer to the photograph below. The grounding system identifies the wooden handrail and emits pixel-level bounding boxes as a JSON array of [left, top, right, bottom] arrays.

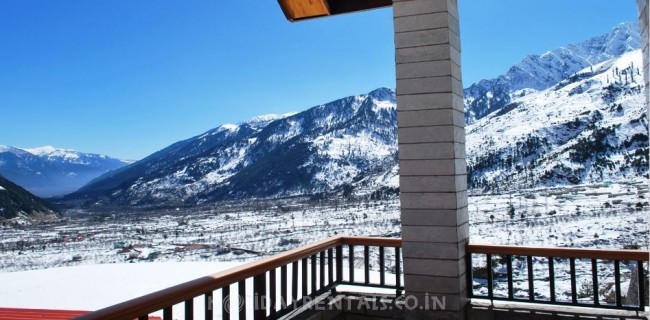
[[74, 236, 401, 320], [467, 244, 650, 261], [341, 236, 401, 247]]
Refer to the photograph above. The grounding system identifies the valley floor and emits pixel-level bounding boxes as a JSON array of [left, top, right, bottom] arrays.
[[0, 181, 648, 273]]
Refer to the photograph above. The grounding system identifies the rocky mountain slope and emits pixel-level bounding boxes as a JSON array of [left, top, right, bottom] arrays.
[[65, 88, 398, 206], [0, 146, 130, 197], [64, 23, 647, 207], [0, 175, 58, 220], [464, 22, 640, 123], [466, 50, 647, 191]]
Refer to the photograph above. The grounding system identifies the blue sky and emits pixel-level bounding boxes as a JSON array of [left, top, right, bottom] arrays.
[[0, 0, 638, 160]]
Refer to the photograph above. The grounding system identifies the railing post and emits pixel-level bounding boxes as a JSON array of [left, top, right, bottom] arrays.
[[638, 260, 647, 309], [527, 256, 534, 301], [570, 258, 577, 305], [591, 259, 599, 306], [548, 257, 556, 303], [486, 254, 493, 299], [280, 265, 287, 309], [239, 281, 246, 320], [184, 299, 193, 320], [336, 245, 343, 284], [291, 261, 298, 302], [270, 269, 277, 318], [379, 246, 386, 286], [328, 248, 334, 285], [163, 307, 172, 320], [614, 260, 622, 307], [364, 245, 370, 284], [222, 286, 231, 320], [348, 245, 355, 283], [253, 274, 266, 320], [506, 255, 513, 299]]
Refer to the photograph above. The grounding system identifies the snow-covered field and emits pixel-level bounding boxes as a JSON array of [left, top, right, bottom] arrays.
[[1, 181, 647, 273], [0, 262, 240, 312], [0, 182, 647, 315]]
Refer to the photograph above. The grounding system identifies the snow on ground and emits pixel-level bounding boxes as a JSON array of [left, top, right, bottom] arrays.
[[0, 260, 398, 319], [0, 262, 240, 311], [0, 182, 647, 317]]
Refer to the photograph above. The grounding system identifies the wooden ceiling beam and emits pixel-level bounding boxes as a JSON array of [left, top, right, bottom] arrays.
[[277, 0, 392, 22], [277, 0, 331, 21]]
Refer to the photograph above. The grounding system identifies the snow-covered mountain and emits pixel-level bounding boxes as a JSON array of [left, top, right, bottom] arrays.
[[64, 22, 647, 207], [0, 174, 58, 220], [464, 22, 640, 123], [65, 87, 398, 206], [467, 50, 647, 191], [0, 146, 130, 197]]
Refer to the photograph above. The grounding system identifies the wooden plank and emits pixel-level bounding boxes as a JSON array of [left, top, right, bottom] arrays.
[[467, 244, 650, 261], [277, 0, 330, 21]]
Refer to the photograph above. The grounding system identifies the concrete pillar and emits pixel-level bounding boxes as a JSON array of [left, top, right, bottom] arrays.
[[393, 0, 468, 319]]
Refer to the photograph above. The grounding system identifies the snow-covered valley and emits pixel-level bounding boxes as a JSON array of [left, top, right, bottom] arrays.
[[2, 181, 647, 273], [0, 181, 647, 315]]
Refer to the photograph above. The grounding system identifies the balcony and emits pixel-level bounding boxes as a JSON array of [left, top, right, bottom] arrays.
[[73, 236, 648, 320]]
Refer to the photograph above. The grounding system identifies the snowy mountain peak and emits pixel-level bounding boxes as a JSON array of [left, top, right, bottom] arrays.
[[367, 87, 396, 102], [464, 21, 641, 123], [0, 145, 130, 197], [248, 113, 296, 124], [24, 145, 80, 159]]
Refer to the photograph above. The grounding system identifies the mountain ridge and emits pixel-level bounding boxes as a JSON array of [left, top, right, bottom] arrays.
[[464, 21, 640, 123], [61, 23, 648, 207], [0, 174, 58, 220], [0, 146, 130, 197]]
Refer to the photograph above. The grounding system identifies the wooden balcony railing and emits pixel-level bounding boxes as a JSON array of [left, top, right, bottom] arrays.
[[74, 236, 403, 320], [467, 244, 650, 311], [74, 237, 649, 320]]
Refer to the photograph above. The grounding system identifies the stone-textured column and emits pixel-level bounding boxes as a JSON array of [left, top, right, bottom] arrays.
[[639, 0, 649, 110], [393, 0, 468, 319]]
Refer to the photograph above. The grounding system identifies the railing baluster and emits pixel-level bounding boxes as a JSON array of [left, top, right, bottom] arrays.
[[364, 245, 370, 284], [270, 269, 277, 318], [163, 307, 172, 320], [486, 254, 493, 299], [280, 265, 287, 309], [336, 245, 343, 283], [527, 255, 534, 301], [205, 291, 213, 320], [591, 259, 599, 306], [466, 253, 473, 298], [328, 248, 334, 285], [349, 245, 355, 283], [549, 257, 556, 303], [614, 260, 622, 307], [239, 281, 246, 320], [302, 257, 308, 296], [185, 299, 193, 320], [638, 260, 646, 309], [506, 255, 513, 299], [395, 247, 401, 295], [291, 261, 298, 302], [379, 246, 385, 286], [311, 254, 317, 292], [320, 251, 326, 289], [222, 286, 230, 320], [570, 258, 577, 304], [253, 274, 266, 320]]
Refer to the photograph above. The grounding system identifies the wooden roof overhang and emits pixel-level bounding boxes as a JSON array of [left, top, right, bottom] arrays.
[[277, 0, 392, 22]]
